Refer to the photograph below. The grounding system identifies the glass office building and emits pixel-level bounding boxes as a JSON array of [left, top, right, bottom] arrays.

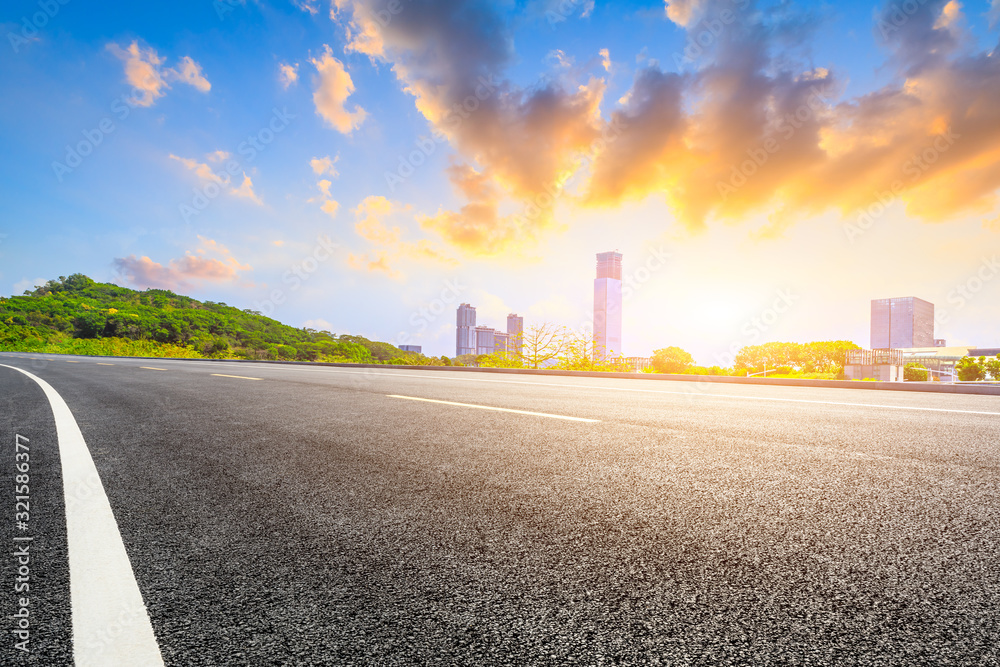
[[870, 297, 934, 349]]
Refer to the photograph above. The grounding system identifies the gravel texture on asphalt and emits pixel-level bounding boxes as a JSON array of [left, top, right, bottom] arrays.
[[1, 353, 999, 666]]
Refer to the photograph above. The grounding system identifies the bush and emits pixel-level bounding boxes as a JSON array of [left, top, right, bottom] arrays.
[[904, 363, 928, 382]]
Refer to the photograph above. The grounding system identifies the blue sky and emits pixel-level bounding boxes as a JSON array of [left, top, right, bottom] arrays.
[[2, 0, 999, 363]]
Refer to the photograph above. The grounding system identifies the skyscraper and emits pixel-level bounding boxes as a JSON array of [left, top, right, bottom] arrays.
[[871, 297, 935, 349], [506, 313, 523, 354], [594, 251, 623, 360], [456, 303, 476, 356]]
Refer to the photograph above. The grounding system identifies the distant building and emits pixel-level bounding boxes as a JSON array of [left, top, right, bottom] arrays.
[[871, 297, 935, 349], [594, 251, 623, 360], [506, 313, 523, 354], [493, 331, 510, 353], [474, 326, 496, 356], [845, 348, 905, 382], [456, 303, 476, 356], [625, 356, 652, 373], [399, 345, 422, 353], [934, 339, 947, 347]]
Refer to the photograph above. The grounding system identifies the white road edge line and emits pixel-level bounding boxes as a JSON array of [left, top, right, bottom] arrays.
[[388, 394, 601, 422], [0, 365, 164, 667]]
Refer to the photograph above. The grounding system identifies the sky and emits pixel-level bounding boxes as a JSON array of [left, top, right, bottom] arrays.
[[1, 0, 999, 364]]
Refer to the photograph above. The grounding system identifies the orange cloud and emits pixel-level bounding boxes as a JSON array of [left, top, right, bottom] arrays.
[[106, 41, 210, 107], [310, 45, 366, 133], [279, 63, 299, 89], [113, 237, 250, 291], [170, 153, 263, 204], [346, 195, 456, 278]]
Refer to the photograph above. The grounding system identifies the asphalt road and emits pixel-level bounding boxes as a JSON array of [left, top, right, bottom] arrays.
[[2, 351, 999, 666]]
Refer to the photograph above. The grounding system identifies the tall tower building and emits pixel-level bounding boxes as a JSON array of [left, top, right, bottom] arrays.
[[871, 297, 935, 349], [506, 313, 523, 354], [594, 251, 623, 360], [456, 303, 476, 356]]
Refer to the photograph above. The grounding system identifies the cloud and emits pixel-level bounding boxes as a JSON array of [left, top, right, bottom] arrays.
[[333, 0, 606, 253], [106, 41, 211, 107], [990, 0, 1000, 29], [333, 0, 1000, 250], [310, 155, 339, 176], [346, 195, 456, 278], [599, 48, 611, 72], [310, 164, 341, 217], [579, 0, 1000, 235], [113, 237, 250, 292], [354, 196, 402, 245], [420, 162, 543, 256], [170, 153, 263, 204], [279, 63, 299, 88], [664, 0, 705, 27], [310, 45, 367, 133], [231, 174, 263, 205], [170, 56, 211, 92], [321, 199, 340, 218]]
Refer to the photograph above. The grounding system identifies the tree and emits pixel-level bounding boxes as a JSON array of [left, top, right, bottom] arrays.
[[650, 346, 694, 374], [986, 355, 1000, 380], [904, 362, 928, 382], [956, 356, 987, 382], [520, 323, 567, 369], [479, 351, 525, 368], [554, 329, 615, 371]]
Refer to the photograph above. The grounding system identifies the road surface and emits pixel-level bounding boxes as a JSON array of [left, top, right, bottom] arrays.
[[2, 352, 999, 665]]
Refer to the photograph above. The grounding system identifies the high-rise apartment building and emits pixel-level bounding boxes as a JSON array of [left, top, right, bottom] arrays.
[[474, 326, 496, 356], [871, 297, 935, 349], [594, 251, 623, 360], [506, 313, 523, 354], [456, 303, 476, 356]]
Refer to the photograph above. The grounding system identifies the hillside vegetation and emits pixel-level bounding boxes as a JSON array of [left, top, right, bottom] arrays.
[[0, 274, 447, 365]]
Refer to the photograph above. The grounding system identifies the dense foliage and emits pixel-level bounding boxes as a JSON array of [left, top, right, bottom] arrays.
[[733, 341, 861, 375], [0, 274, 442, 365], [956, 355, 1000, 382]]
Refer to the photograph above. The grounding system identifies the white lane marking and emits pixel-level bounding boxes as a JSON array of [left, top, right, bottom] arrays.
[[139, 367, 168, 371], [388, 394, 601, 422], [355, 371, 1000, 417], [85, 361, 1000, 417], [211, 373, 263, 381], [0, 365, 164, 667]]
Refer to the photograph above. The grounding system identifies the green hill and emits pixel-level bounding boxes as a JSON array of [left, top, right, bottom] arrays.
[[0, 274, 448, 365]]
